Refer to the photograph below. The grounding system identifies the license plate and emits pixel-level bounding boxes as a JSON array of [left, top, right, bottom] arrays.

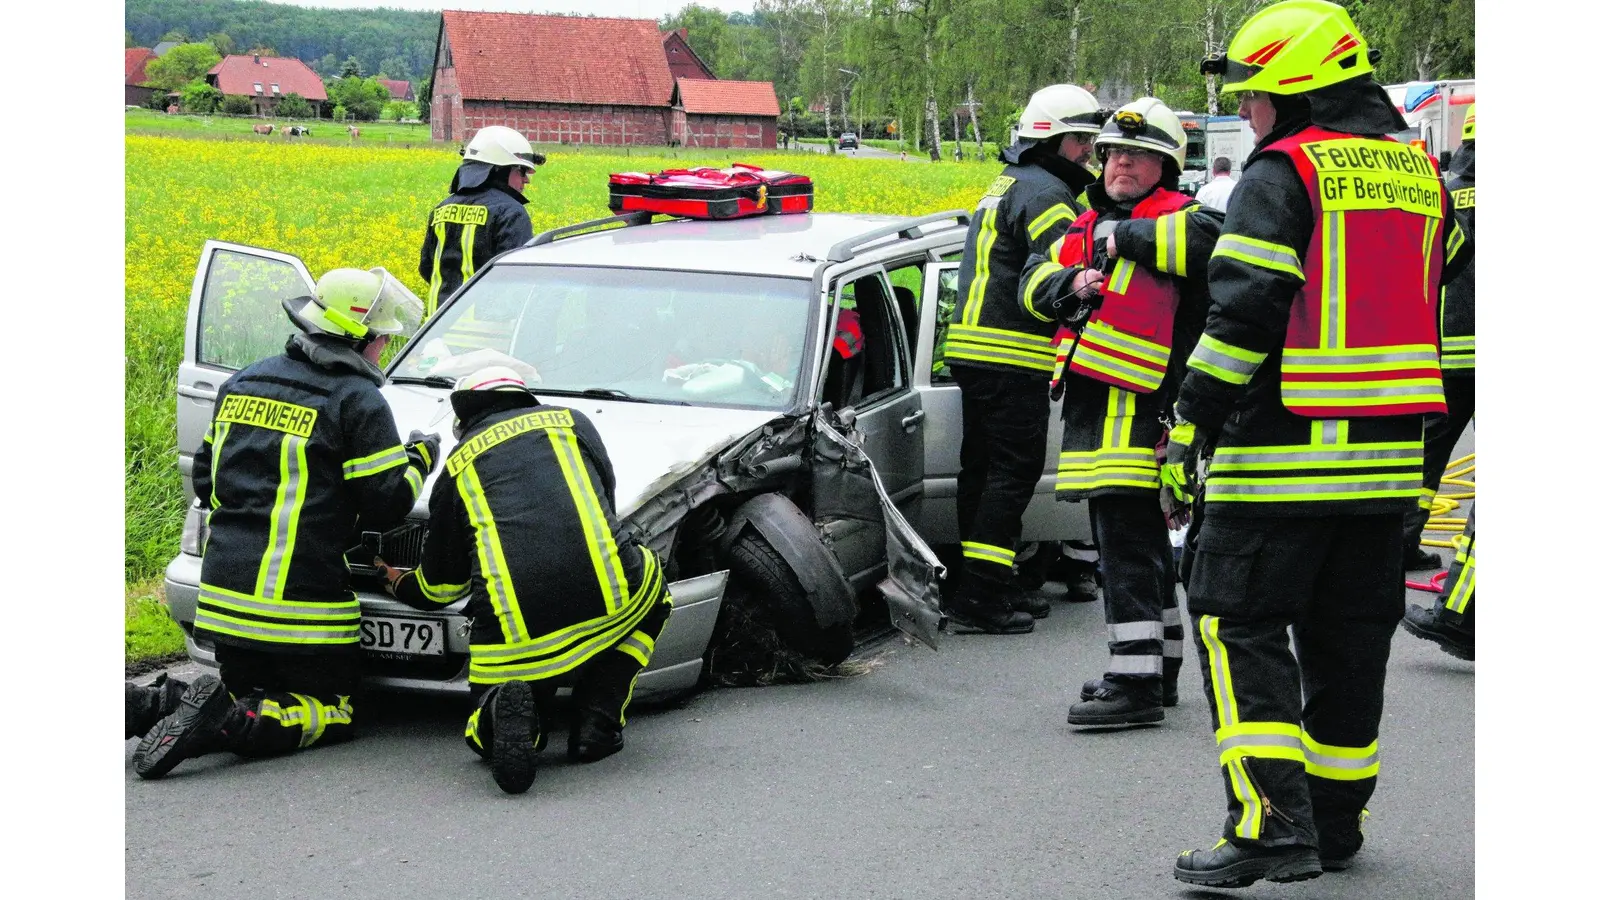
[[359, 615, 445, 658]]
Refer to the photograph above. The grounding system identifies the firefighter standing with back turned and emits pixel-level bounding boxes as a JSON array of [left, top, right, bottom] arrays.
[[419, 125, 545, 318], [945, 83, 1105, 635], [1402, 103, 1476, 570], [132, 267, 439, 780], [1164, 0, 1472, 886], [378, 367, 673, 795], [1019, 97, 1222, 727]]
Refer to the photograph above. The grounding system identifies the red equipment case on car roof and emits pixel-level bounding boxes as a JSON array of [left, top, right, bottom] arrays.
[[607, 164, 814, 219]]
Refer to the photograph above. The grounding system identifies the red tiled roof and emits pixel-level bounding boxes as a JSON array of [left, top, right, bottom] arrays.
[[441, 11, 674, 106], [676, 79, 780, 117], [126, 48, 156, 86], [379, 78, 412, 100], [207, 55, 328, 102], [663, 29, 715, 81]]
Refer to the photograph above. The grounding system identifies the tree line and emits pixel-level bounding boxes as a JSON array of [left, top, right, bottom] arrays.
[[125, 0, 1472, 158]]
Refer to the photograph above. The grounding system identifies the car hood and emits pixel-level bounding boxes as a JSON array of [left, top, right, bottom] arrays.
[[382, 383, 784, 517]]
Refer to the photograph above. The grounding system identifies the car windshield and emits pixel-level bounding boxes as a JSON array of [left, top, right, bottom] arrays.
[[389, 264, 815, 410]]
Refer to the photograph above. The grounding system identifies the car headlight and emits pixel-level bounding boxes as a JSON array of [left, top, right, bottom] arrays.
[[181, 501, 209, 556]]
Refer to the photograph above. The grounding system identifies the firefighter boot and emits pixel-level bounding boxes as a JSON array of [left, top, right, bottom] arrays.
[[1067, 678, 1163, 726], [944, 587, 1034, 635], [126, 674, 188, 739], [1010, 589, 1051, 619], [1174, 840, 1322, 888], [1080, 673, 1178, 708], [567, 653, 641, 763], [488, 680, 540, 795], [1405, 545, 1443, 571], [132, 675, 232, 780], [1401, 603, 1474, 660], [1318, 809, 1369, 872]]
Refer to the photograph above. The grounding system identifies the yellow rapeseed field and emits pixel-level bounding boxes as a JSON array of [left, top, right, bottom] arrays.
[[125, 134, 999, 581]]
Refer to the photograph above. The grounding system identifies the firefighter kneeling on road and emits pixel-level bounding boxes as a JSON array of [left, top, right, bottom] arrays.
[[132, 267, 438, 779], [377, 367, 672, 795], [1166, 0, 1472, 887], [1019, 97, 1222, 727]]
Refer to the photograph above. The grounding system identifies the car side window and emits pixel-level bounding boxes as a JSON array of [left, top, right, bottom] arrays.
[[197, 249, 307, 371], [819, 271, 906, 411], [932, 268, 959, 383], [886, 261, 925, 361]]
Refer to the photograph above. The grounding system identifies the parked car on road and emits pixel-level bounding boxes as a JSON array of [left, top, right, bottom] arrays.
[[164, 208, 1088, 702], [838, 132, 859, 150]]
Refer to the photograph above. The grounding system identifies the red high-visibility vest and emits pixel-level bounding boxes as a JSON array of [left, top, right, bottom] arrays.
[[1052, 188, 1190, 393], [1266, 126, 1447, 417]]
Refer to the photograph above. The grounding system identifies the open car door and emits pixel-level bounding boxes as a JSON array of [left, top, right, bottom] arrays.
[[177, 241, 315, 499]]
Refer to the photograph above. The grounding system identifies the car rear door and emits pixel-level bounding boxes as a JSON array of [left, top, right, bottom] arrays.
[[177, 241, 315, 499], [912, 261, 1086, 545]]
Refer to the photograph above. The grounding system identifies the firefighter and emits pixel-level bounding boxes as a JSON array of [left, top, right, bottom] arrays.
[[1403, 103, 1476, 569], [1401, 506, 1474, 659], [1018, 97, 1223, 726], [125, 675, 188, 740], [132, 268, 439, 780], [944, 83, 1107, 634], [419, 125, 545, 319], [1167, 1, 1473, 886], [377, 367, 673, 795]]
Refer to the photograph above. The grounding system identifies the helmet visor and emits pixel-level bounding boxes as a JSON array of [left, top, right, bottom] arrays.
[[365, 268, 425, 336], [514, 150, 547, 170]]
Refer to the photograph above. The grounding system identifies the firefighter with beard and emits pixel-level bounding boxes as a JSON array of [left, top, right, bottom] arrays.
[[944, 83, 1106, 635], [132, 268, 439, 780], [1018, 97, 1223, 727], [419, 126, 544, 319], [377, 367, 673, 795], [1402, 103, 1476, 570], [1166, 1, 1473, 887]]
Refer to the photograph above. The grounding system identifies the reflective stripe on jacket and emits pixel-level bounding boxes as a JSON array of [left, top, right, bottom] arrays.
[[1440, 149, 1475, 372], [192, 335, 426, 650], [393, 399, 669, 685], [1051, 188, 1193, 393], [417, 184, 533, 317], [948, 158, 1094, 376], [1265, 127, 1447, 417]]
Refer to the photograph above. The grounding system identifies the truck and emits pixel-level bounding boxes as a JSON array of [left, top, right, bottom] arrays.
[[1384, 79, 1475, 165], [1176, 113, 1257, 194]]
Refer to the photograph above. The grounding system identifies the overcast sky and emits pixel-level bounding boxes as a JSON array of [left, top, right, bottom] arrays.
[[274, 1, 757, 18]]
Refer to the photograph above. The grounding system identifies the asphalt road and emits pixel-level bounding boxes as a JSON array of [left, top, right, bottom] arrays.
[[126, 434, 1475, 900]]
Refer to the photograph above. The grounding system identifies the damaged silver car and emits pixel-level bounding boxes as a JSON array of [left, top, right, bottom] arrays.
[[163, 210, 1088, 701]]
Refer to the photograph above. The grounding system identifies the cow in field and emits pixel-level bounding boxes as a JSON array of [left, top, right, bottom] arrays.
[[348, 125, 360, 141], [253, 123, 275, 135], [284, 125, 311, 137]]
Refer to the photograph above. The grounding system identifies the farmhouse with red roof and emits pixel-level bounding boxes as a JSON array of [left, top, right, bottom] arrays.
[[126, 48, 158, 106], [206, 54, 329, 117], [379, 78, 415, 102], [429, 11, 777, 149]]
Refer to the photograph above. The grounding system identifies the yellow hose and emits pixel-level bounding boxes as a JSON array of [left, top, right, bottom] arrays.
[[1422, 452, 1474, 548]]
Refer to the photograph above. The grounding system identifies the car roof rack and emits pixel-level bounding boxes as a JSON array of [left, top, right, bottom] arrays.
[[826, 209, 970, 263], [527, 210, 656, 247]]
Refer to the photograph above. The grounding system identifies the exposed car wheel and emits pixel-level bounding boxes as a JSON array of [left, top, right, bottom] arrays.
[[727, 530, 855, 666]]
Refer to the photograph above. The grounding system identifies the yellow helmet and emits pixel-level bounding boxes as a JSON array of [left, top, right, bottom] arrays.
[[1462, 103, 1476, 141], [295, 267, 423, 340], [1200, 0, 1377, 96]]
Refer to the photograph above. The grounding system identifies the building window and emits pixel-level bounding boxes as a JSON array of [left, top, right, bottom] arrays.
[[271, 83, 280, 95], [254, 82, 263, 94]]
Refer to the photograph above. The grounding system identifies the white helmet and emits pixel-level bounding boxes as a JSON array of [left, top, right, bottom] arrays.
[[1015, 84, 1107, 141], [295, 267, 424, 340], [1095, 97, 1187, 169], [463, 125, 546, 171], [453, 366, 528, 394]]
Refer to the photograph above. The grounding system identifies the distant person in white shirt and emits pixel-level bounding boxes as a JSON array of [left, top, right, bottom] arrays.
[[1194, 157, 1236, 212]]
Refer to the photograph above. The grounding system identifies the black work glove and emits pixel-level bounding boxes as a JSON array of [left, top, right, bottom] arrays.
[[405, 430, 442, 476]]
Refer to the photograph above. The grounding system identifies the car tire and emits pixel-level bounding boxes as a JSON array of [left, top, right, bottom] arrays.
[[727, 530, 855, 666]]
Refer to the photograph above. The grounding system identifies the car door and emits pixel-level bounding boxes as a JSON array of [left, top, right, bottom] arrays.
[[912, 262, 1086, 545], [177, 241, 315, 499], [814, 266, 924, 585]]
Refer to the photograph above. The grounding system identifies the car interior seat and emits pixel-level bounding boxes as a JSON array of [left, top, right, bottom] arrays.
[[892, 284, 919, 360]]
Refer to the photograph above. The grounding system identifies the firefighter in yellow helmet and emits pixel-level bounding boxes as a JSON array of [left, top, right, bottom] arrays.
[[1402, 102, 1476, 568], [377, 367, 673, 795], [133, 268, 440, 780], [1167, 0, 1473, 886]]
